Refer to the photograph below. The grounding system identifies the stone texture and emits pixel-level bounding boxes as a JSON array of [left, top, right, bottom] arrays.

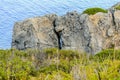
[[0, 0, 119, 49], [12, 14, 58, 50], [12, 6, 120, 54]]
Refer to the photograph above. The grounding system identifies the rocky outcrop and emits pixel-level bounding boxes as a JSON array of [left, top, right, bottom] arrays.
[[12, 14, 58, 50], [12, 4, 120, 54]]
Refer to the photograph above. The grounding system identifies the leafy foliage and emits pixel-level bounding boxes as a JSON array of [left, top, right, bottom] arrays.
[[83, 7, 107, 15]]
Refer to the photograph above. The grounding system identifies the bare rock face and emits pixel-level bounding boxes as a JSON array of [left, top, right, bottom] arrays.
[[12, 14, 58, 50], [12, 7, 120, 54]]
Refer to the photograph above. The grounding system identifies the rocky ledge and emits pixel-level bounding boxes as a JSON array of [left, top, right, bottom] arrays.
[[12, 3, 120, 54]]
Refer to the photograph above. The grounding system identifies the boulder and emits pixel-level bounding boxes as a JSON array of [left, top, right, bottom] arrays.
[[12, 14, 58, 50], [12, 6, 120, 54]]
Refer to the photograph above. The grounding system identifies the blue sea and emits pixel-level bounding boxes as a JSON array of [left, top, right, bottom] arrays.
[[0, 0, 119, 49]]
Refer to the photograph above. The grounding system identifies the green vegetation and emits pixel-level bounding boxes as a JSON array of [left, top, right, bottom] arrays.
[[115, 5, 120, 10], [0, 48, 120, 80], [0, 49, 32, 80], [94, 49, 120, 61], [83, 7, 108, 15]]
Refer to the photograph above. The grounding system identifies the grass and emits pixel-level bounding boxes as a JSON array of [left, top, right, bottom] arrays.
[[0, 48, 120, 80]]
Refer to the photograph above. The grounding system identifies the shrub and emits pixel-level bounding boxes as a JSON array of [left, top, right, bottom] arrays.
[[59, 59, 72, 73], [59, 50, 80, 60], [0, 49, 33, 80], [39, 64, 57, 74], [94, 49, 120, 61], [43, 48, 58, 58], [82, 59, 120, 80], [37, 71, 73, 80], [115, 5, 120, 10], [1, 48, 120, 80], [39, 59, 74, 74], [44, 48, 80, 60], [83, 7, 107, 15]]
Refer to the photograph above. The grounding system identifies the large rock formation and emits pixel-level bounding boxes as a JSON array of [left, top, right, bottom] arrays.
[[12, 4, 120, 54]]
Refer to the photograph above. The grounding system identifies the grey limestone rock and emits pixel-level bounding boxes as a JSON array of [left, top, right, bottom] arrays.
[[12, 4, 120, 54]]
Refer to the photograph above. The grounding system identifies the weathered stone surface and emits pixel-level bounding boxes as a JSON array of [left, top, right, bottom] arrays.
[[12, 14, 58, 50], [12, 5, 120, 54]]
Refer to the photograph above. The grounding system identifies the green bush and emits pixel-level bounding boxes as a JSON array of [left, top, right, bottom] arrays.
[[44, 48, 80, 60], [58, 59, 72, 73], [38, 71, 73, 80], [43, 48, 58, 58], [83, 7, 107, 15], [94, 49, 120, 61], [1, 48, 120, 80], [59, 50, 80, 60], [0, 49, 33, 80], [39, 59, 74, 74], [39, 64, 57, 74], [115, 5, 120, 10]]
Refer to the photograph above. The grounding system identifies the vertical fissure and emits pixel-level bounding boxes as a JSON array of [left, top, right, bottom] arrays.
[[110, 8, 117, 30], [53, 20, 64, 50], [111, 9, 116, 26]]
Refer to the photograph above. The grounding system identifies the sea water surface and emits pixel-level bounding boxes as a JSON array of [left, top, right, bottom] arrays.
[[0, 0, 119, 49]]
